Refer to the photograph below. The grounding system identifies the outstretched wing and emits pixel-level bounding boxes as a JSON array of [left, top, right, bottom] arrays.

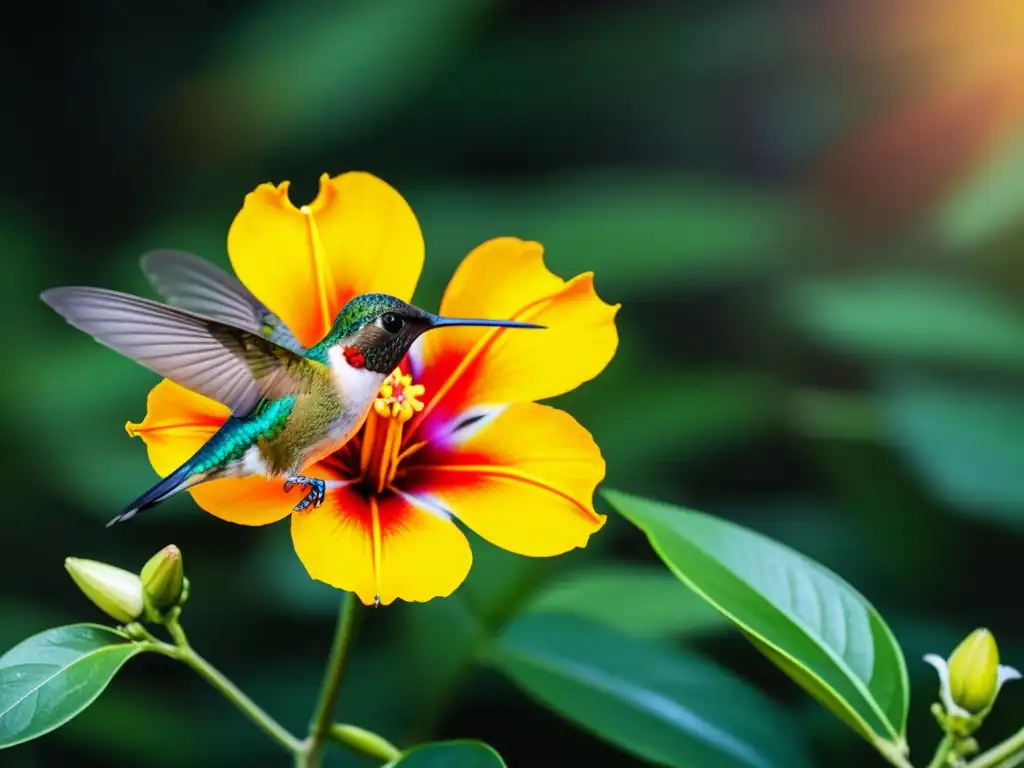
[[140, 249, 306, 354], [41, 286, 317, 415]]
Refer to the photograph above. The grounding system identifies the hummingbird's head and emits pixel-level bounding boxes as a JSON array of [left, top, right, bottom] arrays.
[[319, 293, 544, 374]]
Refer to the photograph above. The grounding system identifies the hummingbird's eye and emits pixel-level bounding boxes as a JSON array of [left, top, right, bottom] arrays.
[[379, 312, 404, 333]]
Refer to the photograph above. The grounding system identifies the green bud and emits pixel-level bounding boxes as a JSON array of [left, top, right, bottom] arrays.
[[140, 545, 185, 616], [925, 628, 1021, 733], [948, 629, 1000, 714], [953, 738, 979, 759], [65, 557, 144, 624], [329, 724, 401, 762]]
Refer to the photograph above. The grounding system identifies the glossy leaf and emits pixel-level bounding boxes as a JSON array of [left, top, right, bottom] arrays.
[[786, 275, 1024, 371], [605, 490, 909, 749], [879, 373, 1024, 525], [523, 563, 727, 639], [385, 740, 506, 768], [0, 624, 143, 749], [488, 613, 812, 768]]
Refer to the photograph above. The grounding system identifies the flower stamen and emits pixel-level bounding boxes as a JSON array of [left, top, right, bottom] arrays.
[[358, 368, 426, 492], [395, 439, 429, 466]]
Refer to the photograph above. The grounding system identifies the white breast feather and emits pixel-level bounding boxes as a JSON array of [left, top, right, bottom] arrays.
[[327, 345, 386, 417], [241, 445, 271, 477]]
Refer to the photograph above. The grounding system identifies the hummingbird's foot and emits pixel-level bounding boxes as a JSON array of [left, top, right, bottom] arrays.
[[284, 475, 326, 512]]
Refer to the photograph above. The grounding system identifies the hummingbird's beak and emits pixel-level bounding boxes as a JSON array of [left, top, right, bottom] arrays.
[[428, 314, 545, 330]]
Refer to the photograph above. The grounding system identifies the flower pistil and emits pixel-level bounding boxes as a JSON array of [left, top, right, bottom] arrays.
[[359, 368, 426, 492]]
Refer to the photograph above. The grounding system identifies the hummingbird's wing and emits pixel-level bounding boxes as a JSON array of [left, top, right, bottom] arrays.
[[139, 250, 306, 355], [41, 287, 320, 415]]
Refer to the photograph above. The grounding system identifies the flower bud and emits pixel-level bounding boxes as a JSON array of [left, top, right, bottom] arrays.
[[949, 629, 1001, 714], [329, 724, 401, 762], [925, 628, 1021, 732], [140, 545, 185, 615], [65, 557, 144, 624]]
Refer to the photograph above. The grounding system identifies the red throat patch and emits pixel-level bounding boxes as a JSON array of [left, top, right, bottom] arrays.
[[342, 346, 366, 369]]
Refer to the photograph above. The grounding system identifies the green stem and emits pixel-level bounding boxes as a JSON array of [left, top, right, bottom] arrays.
[[297, 590, 362, 768], [926, 733, 956, 768], [966, 727, 1024, 768], [142, 621, 302, 755], [872, 737, 916, 768]]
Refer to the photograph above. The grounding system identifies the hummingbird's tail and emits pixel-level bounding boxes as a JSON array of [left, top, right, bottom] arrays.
[[106, 463, 205, 528]]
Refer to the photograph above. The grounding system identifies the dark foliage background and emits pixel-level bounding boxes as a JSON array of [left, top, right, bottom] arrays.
[[2, 1, 1023, 766]]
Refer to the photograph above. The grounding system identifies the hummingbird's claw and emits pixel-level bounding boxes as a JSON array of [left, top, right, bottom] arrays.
[[285, 475, 326, 513]]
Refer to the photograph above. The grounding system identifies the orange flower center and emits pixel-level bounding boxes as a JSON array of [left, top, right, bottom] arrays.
[[358, 368, 427, 493]]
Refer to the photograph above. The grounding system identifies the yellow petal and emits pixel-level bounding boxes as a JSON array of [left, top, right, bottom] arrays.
[[440, 237, 566, 320], [376, 493, 472, 605], [193, 475, 313, 527], [126, 379, 229, 476], [227, 171, 424, 348], [291, 488, 471, 606], [126, 379, 294, 526], [409, 238, 619, 440], [401, 403, 606, 556]]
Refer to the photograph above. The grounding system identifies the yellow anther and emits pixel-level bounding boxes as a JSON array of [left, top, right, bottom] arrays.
[[362, 368, 427, 491], [373, 368, 425, 425]]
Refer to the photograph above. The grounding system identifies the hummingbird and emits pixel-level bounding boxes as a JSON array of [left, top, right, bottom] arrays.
[[41, 251, 543, 527]]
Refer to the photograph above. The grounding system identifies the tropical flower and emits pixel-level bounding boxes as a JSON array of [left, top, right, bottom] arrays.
[[126, 172, 619, 606]]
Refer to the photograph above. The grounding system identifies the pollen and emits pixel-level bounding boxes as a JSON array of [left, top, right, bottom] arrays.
[[372, 369, 425, 424], [359, 368, 427, 493]]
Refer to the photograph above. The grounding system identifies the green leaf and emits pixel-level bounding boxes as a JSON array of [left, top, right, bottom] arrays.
[[522, 563, 728, 639], [605, 490, 909, 749], [488, 613, 812, 768], [879, 373, 1024, 526], [0, 624, 144, 749], [786, 275, 1024, 370], [385, 740, 505, 768]]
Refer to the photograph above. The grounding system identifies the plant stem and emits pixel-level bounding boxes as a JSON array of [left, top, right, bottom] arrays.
[[966, 727, 1024, 768], [142, 621, 302, 755], [926, 733, 956, 768], [873, 737, 916, 768], [998, 754, 1024, 768], [177, 642, 303, 754], [297, 590, 362, 768]]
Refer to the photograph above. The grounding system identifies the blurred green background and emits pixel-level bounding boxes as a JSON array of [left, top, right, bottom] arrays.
[[3, 0, 1024, 765]]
